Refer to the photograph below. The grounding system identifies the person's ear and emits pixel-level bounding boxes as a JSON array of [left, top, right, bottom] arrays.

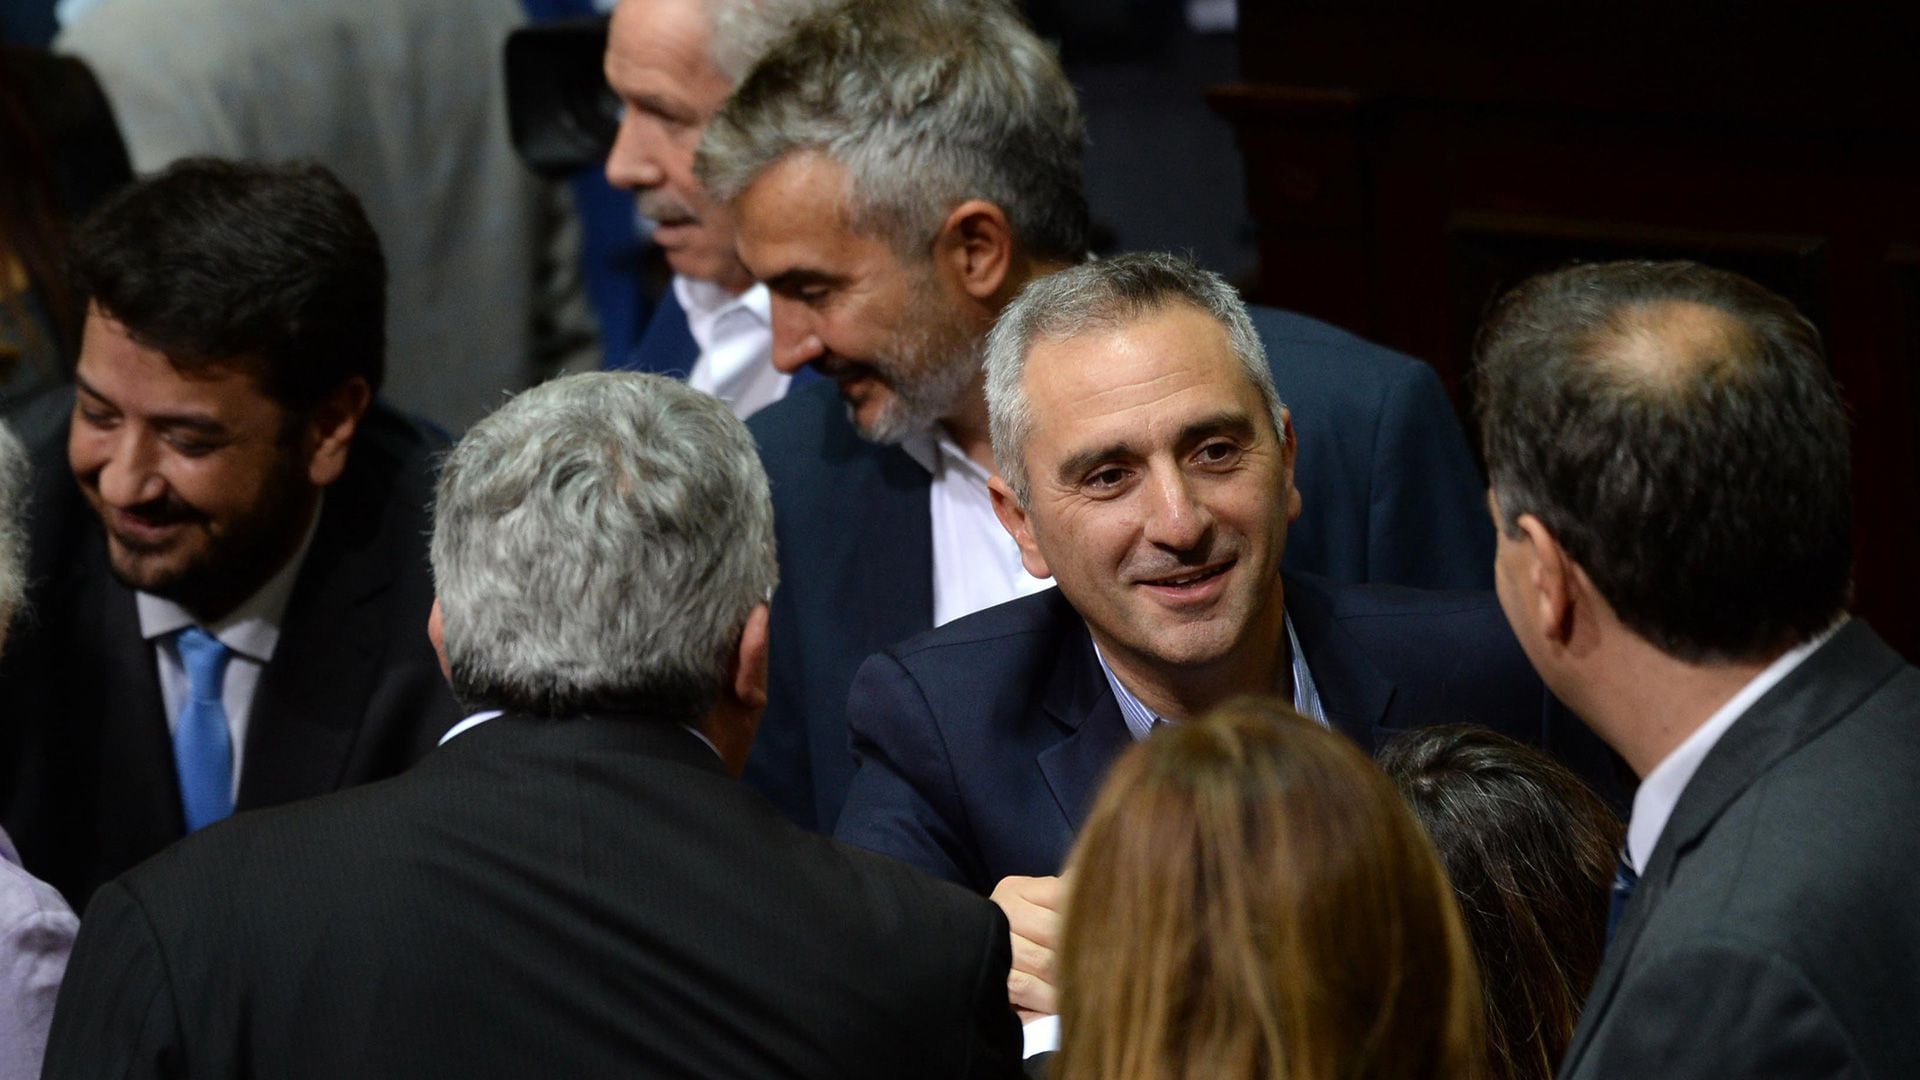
[[731, 602, 771, 712], [303, 376, 373, 487], [708, 602, 771, 777], [932, 199, 1014, 303], [990, 475, 1052, 580], [1517, 514, 1578, 646], [1277, 408, 1302, 524], [426, 597, 452, 684]]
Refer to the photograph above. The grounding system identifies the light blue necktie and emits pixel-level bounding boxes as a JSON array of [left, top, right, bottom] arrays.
[[173, 626, 234, 832]]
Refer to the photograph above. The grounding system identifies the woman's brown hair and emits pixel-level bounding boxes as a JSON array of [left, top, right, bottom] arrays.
[[1379, 725, 1621, 1080], [1054, 699, 1485, 1080]]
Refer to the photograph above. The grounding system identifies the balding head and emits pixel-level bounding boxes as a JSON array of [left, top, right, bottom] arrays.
[[1474, 260, 1850, 663]]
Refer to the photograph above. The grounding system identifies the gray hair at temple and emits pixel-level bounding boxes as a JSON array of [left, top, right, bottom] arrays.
[[0, 420, 28, 634], [696, 0, 1089, 263], [984, 252, 1283, 505], [430, 372, 777, 722]]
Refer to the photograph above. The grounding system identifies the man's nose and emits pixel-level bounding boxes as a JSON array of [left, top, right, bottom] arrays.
[[1142, 467, 1213, 553], [769, 298, 825, 374], [95, 432, 165, 508], [604, 112, 663, 191]]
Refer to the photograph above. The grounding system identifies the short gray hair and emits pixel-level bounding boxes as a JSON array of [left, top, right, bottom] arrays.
[[430, 372, 777, 721], [697, 0, 1089, 262], [0, 421, 29, 630], [707, 0, 829, 83], [985, 252, 1284, 504]]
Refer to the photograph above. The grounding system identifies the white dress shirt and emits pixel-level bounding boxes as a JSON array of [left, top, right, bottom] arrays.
[[1625, 618, 1846, 874], [135, 505, 321, 801], [678, 276, 786, 421], [902, 430, 1052, 628]]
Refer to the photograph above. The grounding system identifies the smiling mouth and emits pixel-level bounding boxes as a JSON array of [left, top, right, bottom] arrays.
[[1139, 561, 1234, 589]]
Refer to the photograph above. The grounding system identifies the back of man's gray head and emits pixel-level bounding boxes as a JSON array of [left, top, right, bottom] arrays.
[[431, 372, 777, 721], [0, 421, 29, 631], [984, 252, 1282, 504], [697, 0, 1089, 263]]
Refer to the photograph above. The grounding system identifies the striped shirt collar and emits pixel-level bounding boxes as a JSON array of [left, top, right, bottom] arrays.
[[1092, 609, 1327, 740]]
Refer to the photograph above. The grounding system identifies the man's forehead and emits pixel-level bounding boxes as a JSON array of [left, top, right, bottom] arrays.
[[605, 0, 721, 91], [1023, 306, 1248, 413]]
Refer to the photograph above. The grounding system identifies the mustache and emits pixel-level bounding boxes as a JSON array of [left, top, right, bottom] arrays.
[[636, 191, 698, 226], [116, 493, 208, 528]]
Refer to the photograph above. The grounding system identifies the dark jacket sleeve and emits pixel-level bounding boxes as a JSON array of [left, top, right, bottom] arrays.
[[960, 903, 1024, 1080], [41, 881, 184, 1080], [835, 652, 977, 889]]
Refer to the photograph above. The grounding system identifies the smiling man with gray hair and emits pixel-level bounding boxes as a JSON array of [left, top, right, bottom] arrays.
[[43, 373, 1021, 1080], [696, 0, 1500, 839], [831, 252, 1606, 1025]]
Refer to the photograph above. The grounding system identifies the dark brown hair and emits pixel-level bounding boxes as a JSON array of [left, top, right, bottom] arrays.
[[1379, 725, 1622, 1080], [1056, 699, 1485, 1080]]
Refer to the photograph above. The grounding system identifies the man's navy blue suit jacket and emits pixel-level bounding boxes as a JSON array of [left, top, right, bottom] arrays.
[[833, 575, 1618, 892], [745, 306, 1497, 832]]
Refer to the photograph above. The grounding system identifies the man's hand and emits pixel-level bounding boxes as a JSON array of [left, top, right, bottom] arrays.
[[990, 873, 1068, 1023]]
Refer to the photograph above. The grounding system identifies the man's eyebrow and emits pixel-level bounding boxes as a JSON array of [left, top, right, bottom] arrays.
[[1176, 411, 1259, 445], [760, 267, 842, 293], [1056, 440, 1138, 485], [1051, 412, 1261, 485], [73, 372, 230, 435]]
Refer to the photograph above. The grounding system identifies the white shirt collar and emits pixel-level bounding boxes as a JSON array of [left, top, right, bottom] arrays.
[[134, 498, 322, 663], [1091, 609, 1327, 739], [673, 274, 768, 340], [437, 708, 723, 761], [1625, 617, 1847, 872]]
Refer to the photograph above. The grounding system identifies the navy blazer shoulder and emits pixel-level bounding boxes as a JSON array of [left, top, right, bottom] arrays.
[[744, 307, 1494, 833], [832, 573, 1610, 892]]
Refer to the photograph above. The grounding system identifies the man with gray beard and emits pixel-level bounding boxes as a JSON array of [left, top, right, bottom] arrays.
[[41, 373, 1022, 1080], [698, 0, 1498, 835]]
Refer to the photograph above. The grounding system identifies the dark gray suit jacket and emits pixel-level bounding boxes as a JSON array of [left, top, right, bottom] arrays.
[[1561, 620, 1920, 1079], [42, 713, 1022, 1080], [745, 307, 1493, 832], [0, 389, 462, 907]]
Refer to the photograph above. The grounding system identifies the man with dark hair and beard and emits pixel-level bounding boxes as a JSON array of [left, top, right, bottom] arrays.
[[0, 157, 460, 907]]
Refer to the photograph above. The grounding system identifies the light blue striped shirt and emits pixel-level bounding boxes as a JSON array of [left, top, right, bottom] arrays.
[[1092, 611, 1327, 740]]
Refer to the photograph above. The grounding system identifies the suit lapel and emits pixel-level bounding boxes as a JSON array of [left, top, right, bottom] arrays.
[[71, 533, 185, 872], [1282, 573, 1397, 750], [1036, 619, 1131, 834], [1559, 621, 1901, 1075], [236, 485, 396, 809]]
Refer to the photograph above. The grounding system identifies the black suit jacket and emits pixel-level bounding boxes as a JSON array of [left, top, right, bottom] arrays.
[[0, 389, 461, 906], [1560, 620, 1920, 1079], [745, 307, 1493, 831], [42, 713, 1023, 1080], [832, 574, 1611, 893]]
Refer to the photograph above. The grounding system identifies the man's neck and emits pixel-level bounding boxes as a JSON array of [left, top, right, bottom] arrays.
[[1575, 634, 1776, 778], [1093, 598, 1291, 724], [937, 366, 996, 472]]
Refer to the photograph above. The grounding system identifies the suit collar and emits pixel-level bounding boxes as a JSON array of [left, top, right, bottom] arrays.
[[1281, 572, 1397, 748], [436, 709, 730, 777], [1033, 593, 1130, 833], [1029, 572, 1404, 832], [1559, 619, 1906, 1074]]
